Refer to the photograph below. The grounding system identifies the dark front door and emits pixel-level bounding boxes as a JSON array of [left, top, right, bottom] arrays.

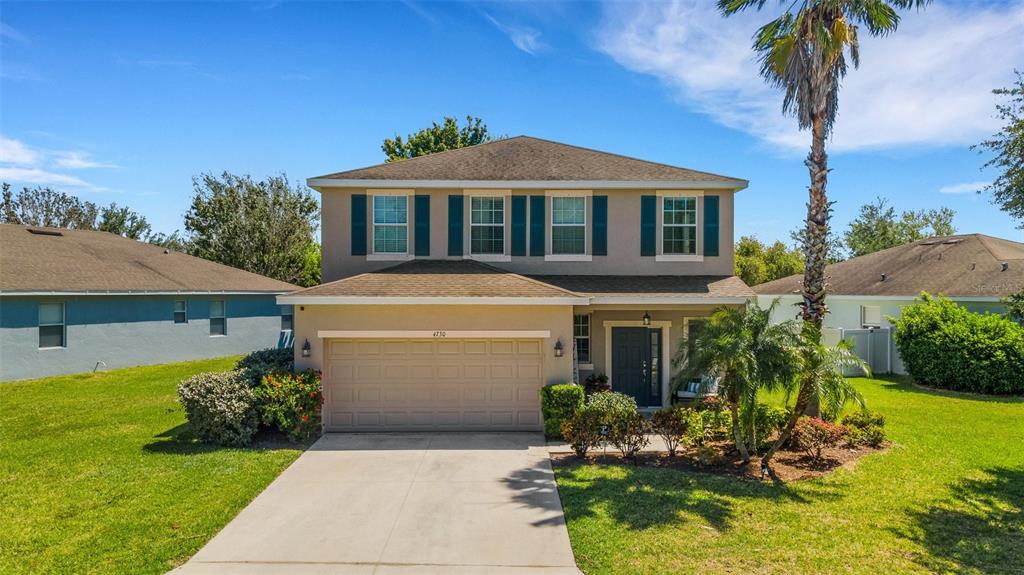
[[611, 327, 661, 407]]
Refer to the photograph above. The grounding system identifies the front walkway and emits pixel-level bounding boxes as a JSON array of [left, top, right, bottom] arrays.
[[174, 433, 581, 574]]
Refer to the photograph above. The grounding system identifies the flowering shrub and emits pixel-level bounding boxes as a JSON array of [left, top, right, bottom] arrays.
[[178, 371, 259, 446], [235, 347, 294, 386], [651, 406, 691, 456], [791, 417, 848, 461], [254, 369, 323, 442], [561, 409, 603, 457]]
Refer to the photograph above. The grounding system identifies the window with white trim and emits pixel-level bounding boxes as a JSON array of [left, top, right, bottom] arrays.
[[573, 314, 590, 363], [470, 196, 504, 254], [663, 196, 697, 255], [38, 302, 65, 349], [281, 307, 294, 331], [552, 197, 586, 255], [210, 300, 226, 336], [372, 195, 408, 254], [174, 300, 187, 324]]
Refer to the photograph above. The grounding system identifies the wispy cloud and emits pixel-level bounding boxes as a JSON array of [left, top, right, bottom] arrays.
[[939, 181, 989, 195], [485, 14, 547, 55], [0, 22, 29, 44], [401, 0, 439, 26], [596, 1, 1024, 153], [0, 135, 118, 192]]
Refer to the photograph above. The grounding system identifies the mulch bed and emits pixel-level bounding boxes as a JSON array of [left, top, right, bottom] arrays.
[[551, 440, 887, 482]]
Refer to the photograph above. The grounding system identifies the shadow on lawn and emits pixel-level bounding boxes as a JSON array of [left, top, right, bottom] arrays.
[[896, 466, 1024, 574], [142, 424, 306, 455], [867, 376, 1024, 404], [536, 460, 842, 532]]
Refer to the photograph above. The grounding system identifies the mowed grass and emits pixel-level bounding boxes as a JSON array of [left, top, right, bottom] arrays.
[[0, 358, 304, 574], [556, 377, 1024, 575]]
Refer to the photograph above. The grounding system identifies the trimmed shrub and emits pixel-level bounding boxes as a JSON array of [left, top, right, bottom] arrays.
[[651, 406, 691, 456], [743, 403, 790, 450], [235, 347, 294, 386], [540, 383, 585, 439], [561, 409, 603, 457], [607, 410, 650, 462], [585, 391, 638, 428], [178, 371, 259, 446], [791, 417, 848, 461], [254, 369, 323, 442], [842, 410, 887, 448], [891, 293, 1024, 395]]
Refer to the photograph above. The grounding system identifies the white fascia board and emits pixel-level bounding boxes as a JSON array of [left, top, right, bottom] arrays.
[[754, 294, 1003, 302], [308, 179, 749, 191], [588, 296, 751, 305], [1, 290, 291, 296], [276, 295, 589, 305]]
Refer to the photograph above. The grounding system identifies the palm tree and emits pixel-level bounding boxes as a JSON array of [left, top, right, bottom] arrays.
[[761, 339, 869, 465], [673, 301, 802, 463], [718, 0, 928, 421]]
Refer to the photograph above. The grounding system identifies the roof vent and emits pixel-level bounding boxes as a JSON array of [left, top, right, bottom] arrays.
[[26, 228, 63, 237], [1002, 262, 1009, 272], [943, 239, 962, 245], [164, 249, 170, 254], [880, 273, 888, 282]]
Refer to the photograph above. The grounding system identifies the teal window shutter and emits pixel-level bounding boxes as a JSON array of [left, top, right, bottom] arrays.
[[511, 196, 527, 256], [640, 195, 656, 257], [448, 195, 463, 256], [529, 195, 545, 257], [704, 195, 720, 257], [592, 195, 608, 256], [414, 195, 430, 257], [351, 194, 367, 256]]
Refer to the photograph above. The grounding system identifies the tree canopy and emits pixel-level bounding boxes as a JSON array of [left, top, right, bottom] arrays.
[[1, 182, 154, 240], [843, 197, 955, 258], [381, 116, 495, 162], [734, 236, 804, 286], [183, 172, 319, 286], [974, 70, 1024, 228]]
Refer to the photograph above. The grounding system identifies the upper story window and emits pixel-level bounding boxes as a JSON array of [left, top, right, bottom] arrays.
[[373, 195, 408, 254], [551, 197, 586, 255], [210, 300, 226, 336], [173, 300, 187, 324], [470, 196, 504, 254], [663, 196, 697, 255], [38, 302, 65, 349]]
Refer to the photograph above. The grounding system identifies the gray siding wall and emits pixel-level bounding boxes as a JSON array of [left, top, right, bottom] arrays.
[[0, 294, 293, 382]]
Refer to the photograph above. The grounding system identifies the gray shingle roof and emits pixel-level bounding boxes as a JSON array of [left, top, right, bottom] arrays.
[[754, 234, 1024, 298], [311, 136, 747, 186], [0, 224, 298, 293]]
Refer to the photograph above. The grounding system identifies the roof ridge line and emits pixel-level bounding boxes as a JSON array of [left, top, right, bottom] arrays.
[[312, 136, 519, 180]]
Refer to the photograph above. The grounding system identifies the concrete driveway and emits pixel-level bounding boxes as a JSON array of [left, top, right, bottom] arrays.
[[174, 433, 580, 574]]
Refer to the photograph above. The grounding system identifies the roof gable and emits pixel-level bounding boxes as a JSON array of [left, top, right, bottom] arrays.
[[0, 224, 298, 293], [310, 136, 747, 188], [754, 234, 1024, 298]]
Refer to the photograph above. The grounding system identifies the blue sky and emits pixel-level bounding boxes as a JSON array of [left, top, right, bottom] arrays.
[[2, 0, 1022, 245]]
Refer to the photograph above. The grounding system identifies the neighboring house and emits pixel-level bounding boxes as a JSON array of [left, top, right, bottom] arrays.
[[0, 224, 298, 381], [755, 234, 1023, 375], [280, 136, 753, 431]]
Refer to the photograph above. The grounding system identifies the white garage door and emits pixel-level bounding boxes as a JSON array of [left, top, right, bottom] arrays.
[[323, 338, 544, 431]]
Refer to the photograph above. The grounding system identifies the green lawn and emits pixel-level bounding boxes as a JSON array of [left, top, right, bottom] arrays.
[[0, 358, 304, 575], [556, 377, 1024, 575]]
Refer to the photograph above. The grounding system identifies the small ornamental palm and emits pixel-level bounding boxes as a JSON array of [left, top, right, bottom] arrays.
[[673, 301, 801, 463], [762, 338, 869, 466]]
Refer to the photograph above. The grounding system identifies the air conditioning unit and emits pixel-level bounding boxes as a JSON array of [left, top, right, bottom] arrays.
[[861, 305, 882, 328]]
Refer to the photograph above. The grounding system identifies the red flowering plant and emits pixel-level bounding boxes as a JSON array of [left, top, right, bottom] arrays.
[[254, 369, 323, 442]]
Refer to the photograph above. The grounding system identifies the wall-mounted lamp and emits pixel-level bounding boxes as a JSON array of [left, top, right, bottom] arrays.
[[642, 311, 651, 326], [553, 339, 564, 357], [301, 338, 311, 358]]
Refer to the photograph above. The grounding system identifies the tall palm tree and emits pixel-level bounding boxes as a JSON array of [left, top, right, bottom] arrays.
[[718, 0, 928, 439], [673, 301, 802, 463]]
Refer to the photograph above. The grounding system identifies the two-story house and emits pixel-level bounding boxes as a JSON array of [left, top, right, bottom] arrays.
[[280, 136, 752, 431]]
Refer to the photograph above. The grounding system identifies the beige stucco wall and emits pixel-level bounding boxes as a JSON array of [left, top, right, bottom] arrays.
[[318, 187, 738, 281], [293, 304, 575, 386]]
